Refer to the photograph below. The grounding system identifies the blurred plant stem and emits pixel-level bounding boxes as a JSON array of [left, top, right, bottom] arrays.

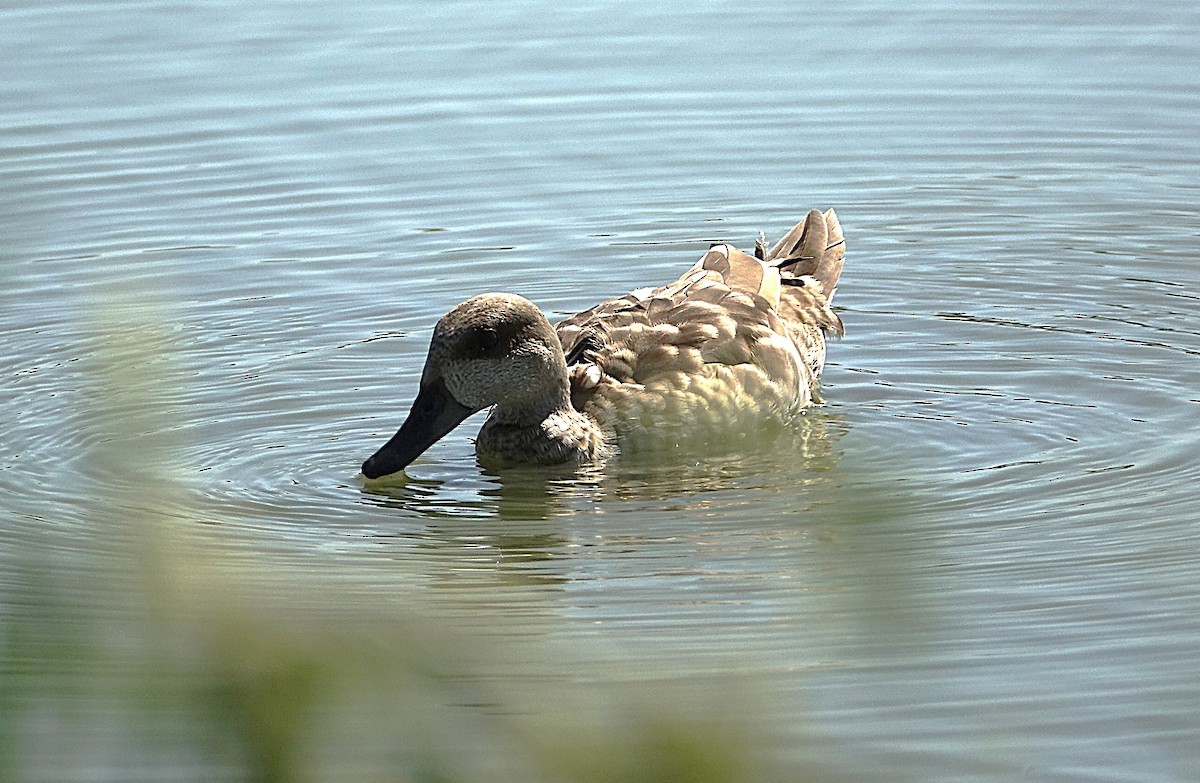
[[1, 289, 790, 782]]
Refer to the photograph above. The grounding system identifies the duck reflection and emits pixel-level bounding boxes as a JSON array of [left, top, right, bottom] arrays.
[[360, 409, 846, 516], [357, 412, 848, 596]]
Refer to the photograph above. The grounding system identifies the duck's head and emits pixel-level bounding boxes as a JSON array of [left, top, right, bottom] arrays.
[[361, 293, 568, 479]]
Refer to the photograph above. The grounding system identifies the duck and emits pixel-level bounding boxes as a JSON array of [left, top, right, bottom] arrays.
[[361, 208, 845, 479]]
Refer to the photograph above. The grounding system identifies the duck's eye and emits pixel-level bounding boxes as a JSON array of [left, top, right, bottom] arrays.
[[475, 327, 500, 352]]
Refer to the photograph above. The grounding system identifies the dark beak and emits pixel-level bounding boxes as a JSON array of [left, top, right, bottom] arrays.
[[361, 376, 474, 479]]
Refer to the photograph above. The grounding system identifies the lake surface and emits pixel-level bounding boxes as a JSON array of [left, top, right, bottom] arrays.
[[3, 1, 1198, 780]]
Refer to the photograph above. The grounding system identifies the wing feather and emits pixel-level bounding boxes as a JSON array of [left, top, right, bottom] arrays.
[[556, 211, 844, 413]]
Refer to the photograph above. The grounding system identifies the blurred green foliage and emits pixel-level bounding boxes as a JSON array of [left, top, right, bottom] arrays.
[[1, 295, 836, 783]]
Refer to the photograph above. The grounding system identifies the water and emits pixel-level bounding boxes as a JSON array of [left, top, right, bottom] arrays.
[[3, 1, 1199, 780]]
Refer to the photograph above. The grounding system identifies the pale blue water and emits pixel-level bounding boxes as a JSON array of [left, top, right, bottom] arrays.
[[3, 1, 1199, 781]]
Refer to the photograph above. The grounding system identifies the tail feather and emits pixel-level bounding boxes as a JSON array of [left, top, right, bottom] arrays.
[[765, 208, 845, 301]]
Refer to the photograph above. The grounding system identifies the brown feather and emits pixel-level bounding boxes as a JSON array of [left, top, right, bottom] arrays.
[[556, 210, 845, 418]]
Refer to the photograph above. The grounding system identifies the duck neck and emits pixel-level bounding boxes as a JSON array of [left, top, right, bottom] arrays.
[[489, 384, 573, 428], [478, 386, 602, 466]]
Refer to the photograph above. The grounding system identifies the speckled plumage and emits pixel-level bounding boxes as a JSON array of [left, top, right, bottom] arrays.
[[360, 209, 846, 478]]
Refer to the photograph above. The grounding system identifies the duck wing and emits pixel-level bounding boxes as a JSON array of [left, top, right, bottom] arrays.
[[556, 209, 845, 414]]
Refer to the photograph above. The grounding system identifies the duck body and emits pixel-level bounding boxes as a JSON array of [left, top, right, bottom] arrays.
[[361, 209, 845, 479]]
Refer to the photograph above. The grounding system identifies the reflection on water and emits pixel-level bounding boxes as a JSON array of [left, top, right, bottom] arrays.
[[937, 308, 1200, 357], [360, 411, 846, 519]]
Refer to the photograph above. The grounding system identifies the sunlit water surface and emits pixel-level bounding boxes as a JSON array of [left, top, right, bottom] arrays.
[[3, 1, 1199, 780]]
